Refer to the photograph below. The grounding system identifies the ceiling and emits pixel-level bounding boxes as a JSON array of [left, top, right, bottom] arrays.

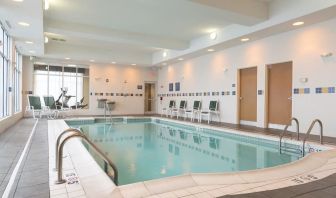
[[0, 0, 335, 67]]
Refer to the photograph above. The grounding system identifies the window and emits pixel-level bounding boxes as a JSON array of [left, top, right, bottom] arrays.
[[0, 22, 22, 119], [14, 49, 22, 112], [0, 25, 11, 118], [33, 65, 89, 109]]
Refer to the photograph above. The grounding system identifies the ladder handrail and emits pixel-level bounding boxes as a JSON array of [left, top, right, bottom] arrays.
[[279, 117, 300, 153], [55, 131, 118, 185], [54, 128, 82, 171], [302, 119, 323, 156]]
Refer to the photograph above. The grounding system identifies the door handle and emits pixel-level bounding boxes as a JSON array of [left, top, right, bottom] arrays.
[[239, 97, 243, 100], [288, 97, 292, 100]]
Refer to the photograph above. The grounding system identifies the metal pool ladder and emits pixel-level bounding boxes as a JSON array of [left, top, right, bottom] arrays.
[[54, 128, 119, 185], [279, 117, 300, 154], [302, 119, 323, 156]]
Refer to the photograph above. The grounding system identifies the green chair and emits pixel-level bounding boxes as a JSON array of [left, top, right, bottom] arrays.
[[185, 101, 201, 122], [25, 95, 43, 119], [43, 96, 62, 118], [161, 100, 175, 117], [171, 100, 187, 119], [201, 101, 220, 124]]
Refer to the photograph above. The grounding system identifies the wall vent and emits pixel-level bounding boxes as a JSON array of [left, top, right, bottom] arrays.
[[51, 38, 66, 42]]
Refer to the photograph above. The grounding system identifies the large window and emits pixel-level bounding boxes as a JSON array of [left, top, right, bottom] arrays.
[[33, 65, 89, 109], [0, 25, 11, 118], [0, 23, 22, 119]]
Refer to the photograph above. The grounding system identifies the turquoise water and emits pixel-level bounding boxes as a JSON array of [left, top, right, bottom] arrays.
[[68, 119, 301, 185]]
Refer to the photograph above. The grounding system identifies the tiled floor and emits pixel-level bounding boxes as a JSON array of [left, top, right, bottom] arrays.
[[0, 118, 49, 198], [221, 173, 336, 198]]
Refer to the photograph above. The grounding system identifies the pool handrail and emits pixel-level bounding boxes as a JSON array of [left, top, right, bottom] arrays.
[[279, 117, 299, 153], [54, 128, 82, 171], [302, 119, 323, 156], [55, 130, 119, 185]]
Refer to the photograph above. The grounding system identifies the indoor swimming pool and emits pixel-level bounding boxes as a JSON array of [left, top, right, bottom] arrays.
[[67, 118, 305, 185]]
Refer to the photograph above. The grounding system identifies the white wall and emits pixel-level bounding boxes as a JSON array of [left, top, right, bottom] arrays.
[[157, 18, 336, 138], [85, 64, 158, 115], [21, 61, 158, 116]]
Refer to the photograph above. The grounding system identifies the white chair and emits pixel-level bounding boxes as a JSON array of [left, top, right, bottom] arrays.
[[161, 100, 175, 117], [185, 101, 201, 122], [171, 100, 187, 119], [201, 101, 220, 124]]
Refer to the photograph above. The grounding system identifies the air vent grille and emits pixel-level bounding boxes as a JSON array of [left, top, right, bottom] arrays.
[[51, 38, 66, 42]]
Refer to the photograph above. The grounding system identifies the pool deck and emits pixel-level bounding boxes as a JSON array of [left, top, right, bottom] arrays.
[[1, 116, 336, 197]]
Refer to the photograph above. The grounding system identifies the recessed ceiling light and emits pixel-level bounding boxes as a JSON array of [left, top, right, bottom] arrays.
[[44, 36, 49, 43], [18, 22, 30, 27], [29, 50, 35, 53], [90, 59, 95, 62], [25, 41, 33, 44], [241, 38, 250, 42], [210, 32, 217, 40], [163, 51, 167, 57], [65, 57, 70, 60], [178, 58, 184, 61], [68, 64, 76, 67], [207, 49, 215, 52], [13, 0, 24, 2], [44, 0, 50, 10], [111, 62, 116, 64], [131, 63, 137, 66], [292, 21, 304, 26]]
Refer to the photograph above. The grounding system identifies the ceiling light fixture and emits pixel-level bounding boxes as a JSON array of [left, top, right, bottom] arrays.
[[44, 36, 49, 43], [25, 41, 33, 44], [18, 22, 30, 27], [111, 61, 116, 64], [178, 58, 184, 61], [292, 21, 304, 26], [210, 32, 217, 40], [163, 51, 167, 57], [68, 64, 76, 67], [13, 0, 24, 2], [131, 63, 137, 66], [90, 59, 95, 62], [29, 50, 35, 53], [241, 38, 250, 42], [44, 0, 50, 10], [65, 57, 70, 60], [207, 49, 215, 52]]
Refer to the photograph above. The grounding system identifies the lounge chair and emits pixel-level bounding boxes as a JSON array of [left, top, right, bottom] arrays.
[[201, 101, 220, 124], [25, 95, 48, 119], [43, 96, 63, 119], [185, 101, 201, 122], [162, 100, 175, 117], [171, 100, 187, 119]]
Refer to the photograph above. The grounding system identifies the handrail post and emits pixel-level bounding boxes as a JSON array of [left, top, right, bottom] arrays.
[[54, 128, 82, 171], [279, 117, 300, 153], [302, 119, 323, 156], [55, 132, 118, 185]]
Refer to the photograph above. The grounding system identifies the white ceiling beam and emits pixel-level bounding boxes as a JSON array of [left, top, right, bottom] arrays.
[[44, 18, 190, 50], [189, 0, 269, 25]]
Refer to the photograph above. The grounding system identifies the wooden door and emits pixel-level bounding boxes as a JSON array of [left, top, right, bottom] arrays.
[[239, 67, 257, 122], [267, 62, 292, 125], [144, 83, 155, 113]]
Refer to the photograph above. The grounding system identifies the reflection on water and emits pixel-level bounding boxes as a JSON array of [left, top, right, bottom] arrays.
[[72, 121, 301, 185]]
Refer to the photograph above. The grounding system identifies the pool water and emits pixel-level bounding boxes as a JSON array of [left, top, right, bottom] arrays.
[[69, 119, 301, 185]]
